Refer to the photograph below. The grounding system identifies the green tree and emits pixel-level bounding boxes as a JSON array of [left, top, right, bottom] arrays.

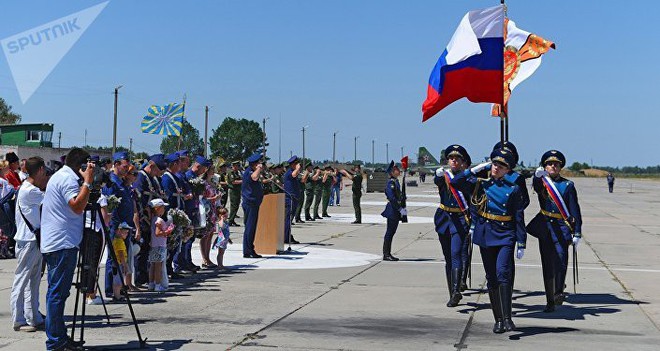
[[209, 117, 263, 161], [0, 97, 21, 124], [160, 120, 204, 156]]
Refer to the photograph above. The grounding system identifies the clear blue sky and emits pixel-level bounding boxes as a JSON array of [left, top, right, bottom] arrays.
[[1, 0, 658, 167]]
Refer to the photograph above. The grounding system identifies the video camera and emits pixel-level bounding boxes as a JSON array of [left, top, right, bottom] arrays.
[[81, 158, 111, 197]]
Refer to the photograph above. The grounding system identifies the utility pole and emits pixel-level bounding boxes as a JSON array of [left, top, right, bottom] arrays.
[[302, 125, 308, 166], [386, 142, 389, 163], [84, 129, 87, 147], [262, 117, 270, 158], [278, 113, 282, 163], [332, 131, 338, 163], [400, 146, 404, 159], [371, 139, 375, 166], [204, 106, 209, 158], [129, 138, 133, 154], [112, 85, 123, 155], [58, 132, 62, 150], [354, 136, 359, 162]]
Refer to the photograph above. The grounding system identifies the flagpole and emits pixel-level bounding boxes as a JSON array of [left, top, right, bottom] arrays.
[[177, 94, 187, 150], [500, 0, 507, 144]]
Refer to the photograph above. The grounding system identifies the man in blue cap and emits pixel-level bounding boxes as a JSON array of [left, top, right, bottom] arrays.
[[101, 151, 135, 298], [160, 152, 186, 279], [175, 155, 210, 273], [434, 144, 472, 307], [132, 154, 166, 286], [527, 150, 582, 312], [451, 148, 526, 334], [283, 156, 302, 244], [241, 153, 265, 258], [381, 161, 405, 261]]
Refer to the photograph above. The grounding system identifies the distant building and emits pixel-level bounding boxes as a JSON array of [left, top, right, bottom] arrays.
[[0, 123, 54, 147], [0, 123, 111, 169]]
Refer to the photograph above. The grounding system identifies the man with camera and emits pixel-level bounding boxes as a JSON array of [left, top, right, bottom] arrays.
[[41, 148, 95, 351], [102, 152, 136, 298], [10, 157, 49, 333]]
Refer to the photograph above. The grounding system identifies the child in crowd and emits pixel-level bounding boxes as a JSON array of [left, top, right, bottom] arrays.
[[111, 222, 132, 302], [213, 207, 232, 270], [149, 199, 173, 292]]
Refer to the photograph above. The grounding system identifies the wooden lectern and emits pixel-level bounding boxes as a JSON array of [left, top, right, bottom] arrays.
[[254, 193, 285, 254]]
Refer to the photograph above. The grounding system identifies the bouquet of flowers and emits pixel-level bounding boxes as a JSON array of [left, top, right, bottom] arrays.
[[168, 208, 191, 228], [106, 195, 122, 212], [182, 226, 195, 242], [189, 177, 206, 196]]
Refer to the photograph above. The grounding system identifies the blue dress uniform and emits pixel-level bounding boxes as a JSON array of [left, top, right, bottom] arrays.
[[526, 150, 582, 312], [161, 153, 184, 277], [101, 151, 135, 297], [132, 153, 167, 285], [434, 145, 472, 307], [451, 149, 526, 334], [242, 153, 265, 258], [283, 156, 301, 244], [381, 161, 404, 261]]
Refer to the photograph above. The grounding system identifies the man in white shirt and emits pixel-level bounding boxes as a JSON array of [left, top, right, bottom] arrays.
[[10, 157, 50, 332], [41, 148, 94, 351]]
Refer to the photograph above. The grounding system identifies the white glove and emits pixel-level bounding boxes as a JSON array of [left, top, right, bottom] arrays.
[[399, 208, 408, 216], [535, 166, 548, 178], [573, 236, 581, 248], [470, 162, 491, 174], [435, 167, 445, 177], [516, 247, 524, 260], [468, 224, 475, 236]]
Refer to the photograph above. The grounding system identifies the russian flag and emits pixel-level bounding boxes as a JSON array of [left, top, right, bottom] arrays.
[[422, 5, 504, 122]]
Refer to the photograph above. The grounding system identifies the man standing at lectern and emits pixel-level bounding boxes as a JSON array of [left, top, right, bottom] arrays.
[[241, 153, 265, 258]]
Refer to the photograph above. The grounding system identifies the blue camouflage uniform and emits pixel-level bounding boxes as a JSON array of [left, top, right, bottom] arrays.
[[381, 161, 403, 261], [161, 153, 184, 276], [242, 154, 264, 257], [526, 150, 582, 311]]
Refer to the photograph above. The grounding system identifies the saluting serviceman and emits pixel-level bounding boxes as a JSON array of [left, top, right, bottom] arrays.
[[381, 161, 406, 261], [339, 163, 363, 224], [312, 166, 323, 220], [283, 156, 302, 244], [227, 161, 243, 226], [321, 166, 334, 217], [526, 150, 582, 312], [433, 145, 472, 307], [303, 163, 317, 221], [241, 153, 265, 258], [451, 149, 526, 334], [294, 162, 305, 223]]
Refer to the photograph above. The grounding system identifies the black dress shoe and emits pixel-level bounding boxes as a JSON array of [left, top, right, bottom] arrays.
[[305, 217, 313, 221], [543, 303, 555, 313], [322, 214, 331, 218], [169, 273, 184, 279], [351, 220, 361, 224], [296, 219, 305, 223], [290, 239, 300, 244], [251, 253, 263, 258], [314, 216, 322, 219], [383, 254, 399, 261]]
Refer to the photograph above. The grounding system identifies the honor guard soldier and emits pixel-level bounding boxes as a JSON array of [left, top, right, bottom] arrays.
[[241, 153, 265, 258], [526, 150, 582, 312], [294, 163, 305, 223], [452, 149, 526, 333], [339, 163, 363, 224], [227, 161, 243, 226], [321, 165, 334, 217], [381, 161, 406, 261], [283, 156, 302, 244], [311, 166, 323, 220], [269, 163, 285, 194], [161, 152, 185, 279], [303, 163, 317, 221], [433, 145, 472, 307]]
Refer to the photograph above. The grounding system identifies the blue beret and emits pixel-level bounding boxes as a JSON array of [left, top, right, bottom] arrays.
[[493, 141, 519, 165], [165, 153, 180, 164], [149, 154, 167, 169], [194, 155, 207, 165], [287, 155, 299, 164], [541, 150, 566, 167], [490, 148, 515, 169], [176, 150, 189, 158], [247, 153, 262, 164], [113, 151, 129, 162], [444, 144, 471, 166]]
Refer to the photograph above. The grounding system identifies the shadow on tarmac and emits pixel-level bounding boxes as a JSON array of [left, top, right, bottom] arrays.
[[86, 338, 192, 350]]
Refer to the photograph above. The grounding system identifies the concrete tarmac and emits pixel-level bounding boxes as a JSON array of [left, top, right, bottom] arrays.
[[1, 177, 659, 350]]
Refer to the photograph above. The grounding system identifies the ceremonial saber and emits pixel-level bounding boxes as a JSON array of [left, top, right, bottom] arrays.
[[401, 156, 409, 223], [573, 244, 579, 293], [467, 232, 472, 288]]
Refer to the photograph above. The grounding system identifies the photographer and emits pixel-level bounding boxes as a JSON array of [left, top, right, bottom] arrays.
[[10, 157, 49, 332], [41, 148, 94, 351], [101, 152, 135, 298]]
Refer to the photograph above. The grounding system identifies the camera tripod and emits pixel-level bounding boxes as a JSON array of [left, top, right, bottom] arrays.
[[70, 200, 146, 349]]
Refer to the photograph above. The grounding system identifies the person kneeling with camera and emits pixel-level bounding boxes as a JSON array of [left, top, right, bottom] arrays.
[[41, 148, 94, 351]]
